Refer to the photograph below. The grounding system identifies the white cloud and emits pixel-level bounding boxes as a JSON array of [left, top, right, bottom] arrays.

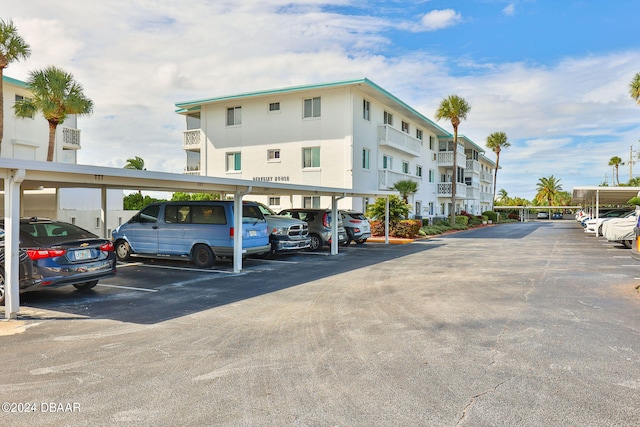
[[503, 3, 516, 16], [418, 9, 463, 31]]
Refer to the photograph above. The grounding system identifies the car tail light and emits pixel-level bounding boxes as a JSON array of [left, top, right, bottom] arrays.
[[27, 249, 67, 260], [348, 219, 362, 224], [230, 227, 234, 237], [323, 213, 330, 228], [100, 242, 114, 251]]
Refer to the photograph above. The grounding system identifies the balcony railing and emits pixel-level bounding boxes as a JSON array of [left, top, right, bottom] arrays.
[[481, 171, 493, 183], [437, 150, 467, 168], [377, 125, 422, 157], [183, 129, 203, 149], [62, 127, 81, 149], [437, 182, 467, 198], [378, 169, 420, 190], [481, 193, 494, 203], [466, 186, 480, 200], [466, 159, 480, 174]]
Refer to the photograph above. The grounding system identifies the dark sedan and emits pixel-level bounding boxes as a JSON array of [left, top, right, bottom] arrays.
[[0, 218, 116, 304]]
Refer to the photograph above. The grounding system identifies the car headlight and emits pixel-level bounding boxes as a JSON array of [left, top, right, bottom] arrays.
[[271, 227, 288, 236]]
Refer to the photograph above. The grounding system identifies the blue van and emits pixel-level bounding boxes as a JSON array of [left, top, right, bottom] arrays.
[[112, 201, 270, 268]]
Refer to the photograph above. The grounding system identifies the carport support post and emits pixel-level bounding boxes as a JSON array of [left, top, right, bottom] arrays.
[[330, 194, 346, 255], [385, 196, 390, 244], [4, 169, 25, 319], [233, 187, 252, 273]]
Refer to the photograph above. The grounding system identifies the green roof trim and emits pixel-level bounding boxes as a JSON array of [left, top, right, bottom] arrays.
[[2, 75, 28, 88], [175, 77, 451, 136]]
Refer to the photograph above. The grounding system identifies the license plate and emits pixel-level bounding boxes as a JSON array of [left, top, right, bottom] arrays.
[[74, 249, 92, 260], [249, 230, 257, 237]]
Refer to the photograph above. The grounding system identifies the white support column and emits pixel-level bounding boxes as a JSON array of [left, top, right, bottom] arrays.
[[4, 169, 25, 319], [385, 196, 390, 244], [101, 187, 107, 238], [330, 194, 346, 255], [233, 187, 252, 273]]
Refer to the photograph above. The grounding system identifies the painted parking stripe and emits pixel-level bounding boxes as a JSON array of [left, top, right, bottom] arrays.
[[97, 284, 158, 292], [117, 262, 235, 274]]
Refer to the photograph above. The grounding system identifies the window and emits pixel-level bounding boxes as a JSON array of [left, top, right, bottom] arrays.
[[268, 149, 281, 162], [362, 148, 370, 170], [402, 121, 409, 133], [429, 135, 435, 151], [416, 129, 423, 141], [269, 102, 280, 112], [429, 169, 435, 183], [14, 95, 34, 118], [226, 152, 241, 172], [416, 165, 423, 178], [363, 99, 370, 121], [303, 196, 320, 208], [186, 112, 200, 130], [303, 97, 321, 118], [402, 161, 409, 174], [303, 147, 320, 168], [383, 155, 392, 170], [269, 196, 281, 206], [226, 106, 242, 126], [384, 111, 393, 125], [428, 202, 434, 215]]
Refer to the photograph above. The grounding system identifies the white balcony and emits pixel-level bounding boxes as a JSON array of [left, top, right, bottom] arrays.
[[466, 186, 480, 200], [378, 125, 422, 157], [437, 150, 467, 168], [183, 129, 204, 149], [481, 193, 494, 203], [378, 169, 420, 190], [481, 171, 493, 183], [466, 159, 480, 174], [437, 182, 467, 198], [62, 127, 81, 150]]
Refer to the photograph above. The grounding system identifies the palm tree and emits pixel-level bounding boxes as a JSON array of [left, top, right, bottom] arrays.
[[485, 131, 510, 201], [497, 188, 509, 201], [0, 18, 31, 153], [535, 175, 562, 206], [392, 179, 418, 219], [435, 95, 471, 225], [630, 72, 640, 105], [124, 156, 146, 171], [608, 156, 622, 186], [14, 66, 93, 161]]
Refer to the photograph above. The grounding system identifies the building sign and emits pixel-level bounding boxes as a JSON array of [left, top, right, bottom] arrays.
[[252, 176, 290, 182]]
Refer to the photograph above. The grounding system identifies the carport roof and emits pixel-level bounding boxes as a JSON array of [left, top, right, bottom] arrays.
[[0, 158, 396, 199], [571, 186, 640, 206]]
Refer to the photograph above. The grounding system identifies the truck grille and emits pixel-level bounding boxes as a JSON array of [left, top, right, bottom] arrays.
[[288, 224, 308, 237]]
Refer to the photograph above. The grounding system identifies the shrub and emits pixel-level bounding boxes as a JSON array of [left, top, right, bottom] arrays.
[[469, 216, 483, 226], [455, 215, 469, 226], [482, 210, 498, 223], [370, 219, 422, 238]]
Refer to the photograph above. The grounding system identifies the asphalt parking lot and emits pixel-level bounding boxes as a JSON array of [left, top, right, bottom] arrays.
[[1, 220, 639, 426]]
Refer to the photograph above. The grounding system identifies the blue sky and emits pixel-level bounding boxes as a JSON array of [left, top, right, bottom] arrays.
[[4, 0, 640, 200]]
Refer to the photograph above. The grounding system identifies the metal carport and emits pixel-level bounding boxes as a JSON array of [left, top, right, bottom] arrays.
[[572, 186, 640, 218], [1, 159, 395, 319]]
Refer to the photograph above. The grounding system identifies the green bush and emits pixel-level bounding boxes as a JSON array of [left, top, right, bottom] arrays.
[[482, 210, 498, 223], [370, 219, 422, 238], [455, 215, 469, 226]]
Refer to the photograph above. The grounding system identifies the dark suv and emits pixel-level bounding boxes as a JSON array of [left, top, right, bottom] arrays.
[[278, 209, 348, 251]]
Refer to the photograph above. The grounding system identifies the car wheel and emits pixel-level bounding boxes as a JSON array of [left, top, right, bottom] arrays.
[[356, 239, 367, 244], [309, 234, 322, 251], [0, 268, 5, 305], [623, 240, 633, 249], [73, 280, 98, 291], [341, 237, 351, 246], [192, 244, 215, 268], [115, 240, 132, 261]]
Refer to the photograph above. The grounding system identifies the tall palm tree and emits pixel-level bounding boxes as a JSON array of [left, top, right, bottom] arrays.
[[14, 66, 93, 161], [535, 175, 562, 206], [435, 95, 470, 225], [0, 18, 31, 153], [485, 131, 510, 201], [608, 156, 622, 186], [629, 72, 640, 105], [124, 156, 146, 171], [392, 179, 418, 218]]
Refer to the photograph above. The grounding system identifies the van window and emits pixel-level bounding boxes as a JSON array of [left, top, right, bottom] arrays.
[[139, 205, 160, 223], [242, 205, 265, 223], [192, 205, 227, 224]]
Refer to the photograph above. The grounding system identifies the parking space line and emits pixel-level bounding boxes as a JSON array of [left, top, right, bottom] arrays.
[[117, 262, 235, 274], [97, 284, 159, 292]]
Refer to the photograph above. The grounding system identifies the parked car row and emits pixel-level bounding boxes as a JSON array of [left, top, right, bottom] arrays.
[[0, 203, 374, 303], [577, 208, 639, 248], [0, 217, 117, 304]]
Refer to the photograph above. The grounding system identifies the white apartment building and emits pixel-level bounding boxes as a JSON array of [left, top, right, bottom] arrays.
[[1, 75, 127, 236], [175, 78, 495, 219]]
